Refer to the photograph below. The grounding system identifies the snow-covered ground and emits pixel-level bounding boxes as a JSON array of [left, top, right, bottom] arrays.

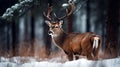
[[0, 57, 120, 67]]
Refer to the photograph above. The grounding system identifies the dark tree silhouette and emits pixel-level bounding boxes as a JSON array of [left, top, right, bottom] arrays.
[[67, 14, 73, 33], [0, 18, 11, 56], [94, 0, 106, 49], [105, 0, 120, 58], [24, 13, 29, 42], [6, 22, 11, 55], [67, 15, 73, 33], [66, 0, 74, 33], [86, 0, 90, 32], [11, 20, 19, 56], [43, 22, 51, 56], [30, 9, 35, 56], [0, 0, 18, 56], [43, 0, 52, 57]]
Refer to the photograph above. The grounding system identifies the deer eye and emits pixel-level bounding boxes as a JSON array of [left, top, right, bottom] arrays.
[[55, 26, 59, 28], [51, 26, 55, 28], [51, 26, 59, 28], [51, 26, 54, 28]]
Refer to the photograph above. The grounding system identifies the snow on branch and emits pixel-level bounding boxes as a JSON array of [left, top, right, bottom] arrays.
[[62, 0, 77, 8], [1, 0, 33, 21]]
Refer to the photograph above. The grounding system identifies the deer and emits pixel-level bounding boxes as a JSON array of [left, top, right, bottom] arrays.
[[43, 1, 102, 61]]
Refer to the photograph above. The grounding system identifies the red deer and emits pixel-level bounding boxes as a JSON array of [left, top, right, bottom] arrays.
[[44, 2, 102, 61]]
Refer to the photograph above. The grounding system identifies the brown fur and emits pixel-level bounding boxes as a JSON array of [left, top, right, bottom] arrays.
[[44, 2, 102, 60], [46, 21, 102, 61]]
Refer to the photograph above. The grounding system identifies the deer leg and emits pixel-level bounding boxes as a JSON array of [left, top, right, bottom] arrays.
[[93, 49, 99, 60], [75, 55, 79, 60], [87, 53, 94, 60], [67, 53, 73, 61]]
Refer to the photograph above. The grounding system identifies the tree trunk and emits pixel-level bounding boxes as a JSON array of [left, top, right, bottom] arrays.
[[6, 22, 11, 57], [11, 20, 18, 56], [86, 0, 90, 32], [67, 15, 73, 33], [43, 0, 52, 57], [30, 8, 35, 56], [43, 20, 51, 57], [105, 0, 120, 58], [96, 0, 106, 49], [0, 19, 12, 57], [0, 0, 18, 57], [24, 14, 29, 42]]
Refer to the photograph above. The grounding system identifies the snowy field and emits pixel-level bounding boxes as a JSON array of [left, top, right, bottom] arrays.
[[0, 57, 120, 67]]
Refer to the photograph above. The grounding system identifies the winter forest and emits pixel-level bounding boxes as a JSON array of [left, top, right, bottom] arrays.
[[0, 0, 120, 67]]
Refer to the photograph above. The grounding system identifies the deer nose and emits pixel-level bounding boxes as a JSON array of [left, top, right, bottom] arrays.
[[48, 31, 52, 35]]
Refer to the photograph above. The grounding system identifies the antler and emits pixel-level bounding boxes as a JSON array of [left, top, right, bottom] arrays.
[[54, 1, 75, 21], [43, 4, 52, 21]]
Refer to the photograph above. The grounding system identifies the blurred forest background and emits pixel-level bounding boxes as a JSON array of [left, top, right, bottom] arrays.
[[0, 0, 119, 59]]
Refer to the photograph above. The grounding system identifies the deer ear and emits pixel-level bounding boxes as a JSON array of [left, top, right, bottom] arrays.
[[59, 20, 63, 25], [45, 20, 51, 26]]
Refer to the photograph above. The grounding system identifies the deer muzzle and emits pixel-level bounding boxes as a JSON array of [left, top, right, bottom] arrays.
[[48, 30, 53, 35]]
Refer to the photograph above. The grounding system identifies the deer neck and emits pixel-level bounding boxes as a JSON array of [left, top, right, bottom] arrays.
[[52, 30, 67, 49]]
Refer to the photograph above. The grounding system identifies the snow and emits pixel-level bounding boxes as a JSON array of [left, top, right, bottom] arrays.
[[0, 57, 120, 67], [62, 0, 77, 8], [1, 0, 33, 21], [62, 3, 69, 8], [68, 0, 77, 3]]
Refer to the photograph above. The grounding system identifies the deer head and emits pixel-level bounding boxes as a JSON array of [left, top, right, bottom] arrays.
[[45, 20, 63, 37], [44, 2, 75, 37]]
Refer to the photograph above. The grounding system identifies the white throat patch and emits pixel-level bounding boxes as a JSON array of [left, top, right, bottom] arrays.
[[50, 33, 58, 37]]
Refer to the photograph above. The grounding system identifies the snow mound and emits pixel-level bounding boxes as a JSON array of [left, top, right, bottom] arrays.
[[0, 57, 120, 67]]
